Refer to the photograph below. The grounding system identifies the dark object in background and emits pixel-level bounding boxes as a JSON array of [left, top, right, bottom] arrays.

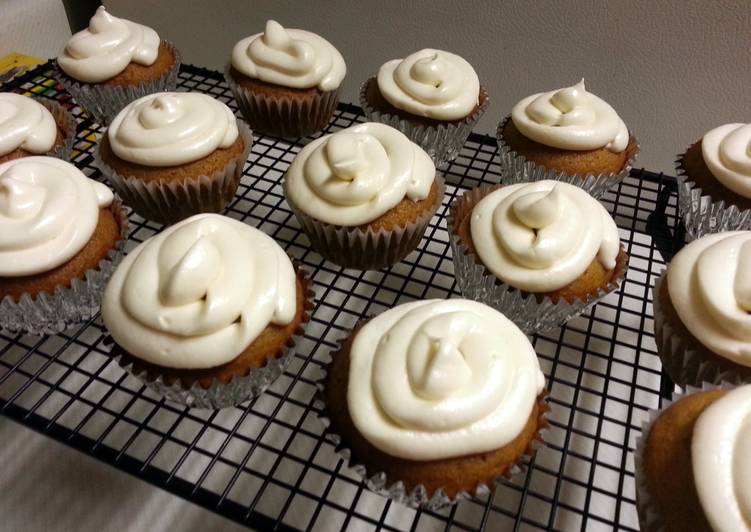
[[62, 0, 101, 32]]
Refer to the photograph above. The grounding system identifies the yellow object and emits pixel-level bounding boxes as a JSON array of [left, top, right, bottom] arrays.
[[0, 53, 45, 74]]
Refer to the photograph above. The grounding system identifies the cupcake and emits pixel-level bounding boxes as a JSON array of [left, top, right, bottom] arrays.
[[676, 123, 751, 239], [0, 156, 127, 334], [226, 20, 346, 138], [360, 48, 489, 166], [653, 231, 751, 387], [55, 6, 180, 125], [0, 93, 76, 163], [449, 180, 628, 333], [320, 298, 548, 508], [102, 213, 314, 409], [283, 122, 444, 270], [497, 80, 639, 198], [95, 91, 252, 225], [635, 383, 751, 532]]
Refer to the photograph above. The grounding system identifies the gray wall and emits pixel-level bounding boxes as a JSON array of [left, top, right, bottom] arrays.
[[104, 1, 750, 173]]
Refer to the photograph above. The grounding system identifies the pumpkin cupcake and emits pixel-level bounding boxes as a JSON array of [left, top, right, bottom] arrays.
[[56, 6, 180, 124], [676, 123, 751, 239], [497, 80, 639, 198], [283, 122, 444, 269], [635, 384, 751, 532], [0, 156, 127, 334], [449, 180, 628, 333], [102, 213, 314, 409], [653, 231, 751, 387], [360, 48, 489, 166], [226, 20, 346, 138], [320, 298, 548, 509], [95, 91, 252, 225]]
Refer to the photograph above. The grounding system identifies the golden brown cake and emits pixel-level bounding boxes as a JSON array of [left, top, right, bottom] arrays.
[[0, 94, 75, 163], [0, 129, 65, 164]]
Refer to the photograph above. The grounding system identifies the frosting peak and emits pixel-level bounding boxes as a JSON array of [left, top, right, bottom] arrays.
[[0, 93, 58, 156], [701, 123, 751, 199]]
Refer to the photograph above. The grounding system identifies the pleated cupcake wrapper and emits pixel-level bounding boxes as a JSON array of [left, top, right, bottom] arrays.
[[674, 151, 751, 241], [0, 198, 129, 335], [110, 265, 315, 410], [495, 115, 640, 199], [313, 329, 550, 510], [224, 65, 340, 138], [55, 41, 181, 125], [359, 79, 490, 167], [448, 185, 629, 334], [38, 98, 77, 161], [287, 174, 446, 270], [94, 120, 253, 225], [652, 270, 750, 388], [633, 381, 736, 532]]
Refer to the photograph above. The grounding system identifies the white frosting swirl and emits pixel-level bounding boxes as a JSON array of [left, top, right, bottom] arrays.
[[0, 94, 57, 156], [0, 156, 113, 277], [702, 123, 751, 199], [511, 80, 629, 152], [376, 49, 480, 120], [283, 122, 435, 226], [231, 20, 346, 91], [692, 385, 751, 532], [102, 214, 297, 369], [107, 92, 239, 167], [58, 6, 160, 83], [667, 231, 751, 367], [347, 299, 545, 460], [470, 181, 620, 292]]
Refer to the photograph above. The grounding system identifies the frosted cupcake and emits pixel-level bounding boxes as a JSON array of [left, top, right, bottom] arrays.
[[95, 92, 252, 225], [102, 213, 313, 409], [321, 299, 548, 508], [449, 180, 628, 333], [676, 123, 751, 239], [0, 93, 76, 163], [361, 48, 489, 166], [226, 20, 346, 138], [497, 80, 639, 198], [0, 157, 127, 334], [283, 122, 444, 269], [56, 6, 180, 125]]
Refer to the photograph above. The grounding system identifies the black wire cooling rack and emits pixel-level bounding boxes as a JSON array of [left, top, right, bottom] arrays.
[[0, 62, 683, 531]]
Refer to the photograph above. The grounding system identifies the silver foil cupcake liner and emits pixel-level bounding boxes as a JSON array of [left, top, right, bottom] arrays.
[[0, 198, 129, 335], [359, 79, 489, 167], [38, 98, 77, 161], [448, 185, 629, 334], [55, 41, 181, 125], [652, 270, 751, 387], [286, 175, 445, 270], [225, 65, 340, 138], [94, 120, 253, 225], [495, 115, 640, 199]]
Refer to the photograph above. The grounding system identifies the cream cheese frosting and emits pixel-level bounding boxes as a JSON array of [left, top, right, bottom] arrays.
[[347, 299, 545, 460], [231, 20, 346, 91], [0, 156, 113, 277], [0, 94, 58, 156], [701, 123, 751, 199], [102, 214, 297, 369], [107, 92, 239, 167], [376, 48, 480, 121], [692, 385, 751, 532], [283, 122, 435, 226], [58, 6, 160, 83], [511, 80, 629, 153], [470, 180, 621, 292], [667, 231, 751, 367]]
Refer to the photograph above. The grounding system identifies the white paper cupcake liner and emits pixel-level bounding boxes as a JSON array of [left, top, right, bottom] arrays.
[[286, 175, 445, 270], [225, 65, 340, 138], [359, 79, 489, 167], [448, 186, 629, 334], [495, 116, 640, 199], [0, 198, 129, 335], [38, 98, 77, 161], [94, 120, 253, 225], [55, 41, 181, 125]]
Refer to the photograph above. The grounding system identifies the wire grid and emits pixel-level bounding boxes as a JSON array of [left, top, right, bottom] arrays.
[[0, 63, 681, 532]]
